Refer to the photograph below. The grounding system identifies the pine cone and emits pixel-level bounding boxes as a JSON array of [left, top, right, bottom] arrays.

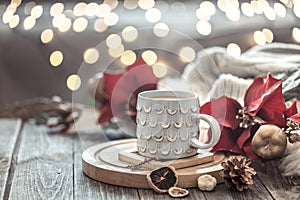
[[220, 156, 256, 192]]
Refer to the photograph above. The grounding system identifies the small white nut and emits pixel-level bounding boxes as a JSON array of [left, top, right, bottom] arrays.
[[197, 174, 217, 191], [168, 187, 189, 198]]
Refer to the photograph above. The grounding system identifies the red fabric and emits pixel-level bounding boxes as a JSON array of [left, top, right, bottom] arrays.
[[98, 58, 158, 123]]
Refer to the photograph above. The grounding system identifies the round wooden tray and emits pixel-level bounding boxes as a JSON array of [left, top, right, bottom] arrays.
[[82, 138, 226, 188]]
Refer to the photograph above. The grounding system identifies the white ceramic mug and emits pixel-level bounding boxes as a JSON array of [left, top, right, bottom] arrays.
[[136, 90, 221, 160]]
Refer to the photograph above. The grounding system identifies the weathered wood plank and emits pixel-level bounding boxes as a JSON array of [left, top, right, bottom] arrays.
[[256, 161, 300, 200], [74, 135, 140, 200], [203, 176, 273, 200], [0, 119, 22, 200], [138, 188, 206, 200], [9, 122, 74, 200]]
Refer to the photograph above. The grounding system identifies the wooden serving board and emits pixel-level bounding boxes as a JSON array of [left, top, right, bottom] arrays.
[[82, 139, 226, 189], [118, 149, 214, 170]]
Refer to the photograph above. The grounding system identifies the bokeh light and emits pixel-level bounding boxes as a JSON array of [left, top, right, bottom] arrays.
[[251, 1, 264, 14], [52, 14, 66, 28], [104, 0, 119, 10], [254, 31, 267, 46], [122, 26, 138, 42], [294, 4, 300, 18], [274, 3, 286, 17], [142, 50, 157, 65], [264, 7, 276, 20], [280, 0, 289, 4], [8, 15, 19, 28], [138, 0, 155, 10], [96, 3, 111, 18], [74, 2, 87, 17], [58, 18, 72, 32], [262, 28, 274, 43], [94, 19, 108, 32], [226, 43, 241, 57], [124, 0, 138, 10], [50, 50, 63, 67], [84, 48, 99, 64], [200, 1, 216, 16], [24, 2, 36, 15], [109, 44, 125, 58], [85, 2, 98, 17], [153, 23, 169, 37], [66, 74, 81, 91], [196, 20, 212, 36], [293, 27, 300, 42], [7, 3, 17, 13], [121, 50, 137, 65], [241, 2, 254, 17], [50, 3, 64, 17], [106, 34, 122, 48], [226, 9, 240, 21], [73, 17, 88, 32], [179, 47, 196, 62], [41, 29, 54, 44], [11, 0, 22, 7], [152, 62, 168, 78], [3, 11, 13, 24], [104, 12, 119, 26], [23, 16, 36, 30], [196, 8, 211, 21], [145, 8, 161, 23], [31, 5, 43, 19]]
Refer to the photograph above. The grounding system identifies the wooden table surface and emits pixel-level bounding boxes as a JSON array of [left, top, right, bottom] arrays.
[[0, 119, 300, 200]]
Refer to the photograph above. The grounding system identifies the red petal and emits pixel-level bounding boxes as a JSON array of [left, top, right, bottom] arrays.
[[211, 127, 244, 155], [237, 128, 251, 150], [285, 101, 298, 118], [244, 76, 264, 112], [200, 96, 241, 129], [245, 74, 286, 117], [289, 113, 300, 124]]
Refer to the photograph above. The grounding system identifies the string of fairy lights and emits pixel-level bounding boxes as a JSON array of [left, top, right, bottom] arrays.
[[1, 0, 300, 91]]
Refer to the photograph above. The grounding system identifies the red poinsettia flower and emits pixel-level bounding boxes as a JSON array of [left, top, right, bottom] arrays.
[[98, 57, 158, 123], [289, 112, 300, 123], [201, 73, 293, 160]]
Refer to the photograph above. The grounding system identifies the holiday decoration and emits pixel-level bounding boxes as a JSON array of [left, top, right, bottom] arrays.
[[147, 166, 178, 193], [98, 57, 158, 124], [220, 156, 257, 192], [201, 73, 300, 161], [197, 174, 217, 191], [251, 124, 287, 160], [0, 96, 81, 133], [168, 187, 189, 198], [285, 117, 300, 143]]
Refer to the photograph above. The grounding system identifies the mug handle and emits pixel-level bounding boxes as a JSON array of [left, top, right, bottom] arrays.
[[190, 114, 221, 149]]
